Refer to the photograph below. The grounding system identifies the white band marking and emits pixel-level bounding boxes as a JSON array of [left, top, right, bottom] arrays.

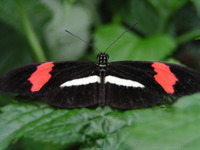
[[60, 75, 144, 88], [105, 75, 144, 88], [60, 75, 100, 87]]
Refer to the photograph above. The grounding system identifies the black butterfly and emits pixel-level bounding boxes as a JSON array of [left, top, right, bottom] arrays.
[[0, 52, 200, 109]]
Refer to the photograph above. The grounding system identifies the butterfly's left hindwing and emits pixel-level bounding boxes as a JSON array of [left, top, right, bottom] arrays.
[[0, 61, 100, 108]]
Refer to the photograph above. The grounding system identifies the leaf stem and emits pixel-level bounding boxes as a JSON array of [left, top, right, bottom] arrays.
[[16, 0, 46, 62]]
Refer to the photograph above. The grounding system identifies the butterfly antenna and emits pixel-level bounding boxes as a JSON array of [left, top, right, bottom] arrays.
[[104, 23, 138, 52], [65, 29, 101, 52]]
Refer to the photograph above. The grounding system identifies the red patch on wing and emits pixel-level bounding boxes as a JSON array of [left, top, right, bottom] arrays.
[[152, 62, 179, 94], [28, 62, 54, 92]]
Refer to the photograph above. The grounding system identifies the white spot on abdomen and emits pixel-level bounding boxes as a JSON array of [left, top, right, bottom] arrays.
[[105, 75, 144, 88], [60, 75, 100, 87]]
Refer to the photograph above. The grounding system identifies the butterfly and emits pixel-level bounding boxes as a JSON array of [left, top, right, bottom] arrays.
[[0, 52, 200, 109]]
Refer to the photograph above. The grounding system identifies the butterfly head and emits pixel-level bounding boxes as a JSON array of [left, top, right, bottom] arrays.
[[97, 53, 109, 62], [97, 53, 109, 69]]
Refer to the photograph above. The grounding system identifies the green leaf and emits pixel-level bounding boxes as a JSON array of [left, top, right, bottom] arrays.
[[0, 0, 50, 62], [93, 24, 140, 61], [131, 34, 176, 61], [106, 0, 161, 35], [148, 0, 189, 19], [1, 94, 200, 150], [94, 24, 176, 61], [0, 0, 94, 62], [147, 0, 189, 33], [82, 94, 200, 150], [43, 0, 93, 60], [191, 0, 200, 17], [0, 0, 50, 35], [0, 0, 24, 32], [0, 102, 114, 149]]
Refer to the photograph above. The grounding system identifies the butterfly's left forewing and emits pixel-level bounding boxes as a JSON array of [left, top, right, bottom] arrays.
[[0, 61, 100, 108], [105, 61, 200, 109]]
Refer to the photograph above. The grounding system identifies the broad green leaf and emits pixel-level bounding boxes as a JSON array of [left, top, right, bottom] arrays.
[[43, 0, 93, 60], [1, 94, 200, 150], [146, 0, 189, 33], [131, 34, 176, 61], [94, 24, 176, 61], [148, 0, 189, 19], [93, 24, 140, 61], [82, 94, 200, 150], [0, 0, 50, 35], [106, 0, 161, 35], [191, 0, 200, 17], [0, 102, 114, 149], [0, 0, 23, 32]]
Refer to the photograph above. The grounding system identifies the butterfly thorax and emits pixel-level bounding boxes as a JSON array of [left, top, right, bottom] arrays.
[[97, 52, 109, 105]]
